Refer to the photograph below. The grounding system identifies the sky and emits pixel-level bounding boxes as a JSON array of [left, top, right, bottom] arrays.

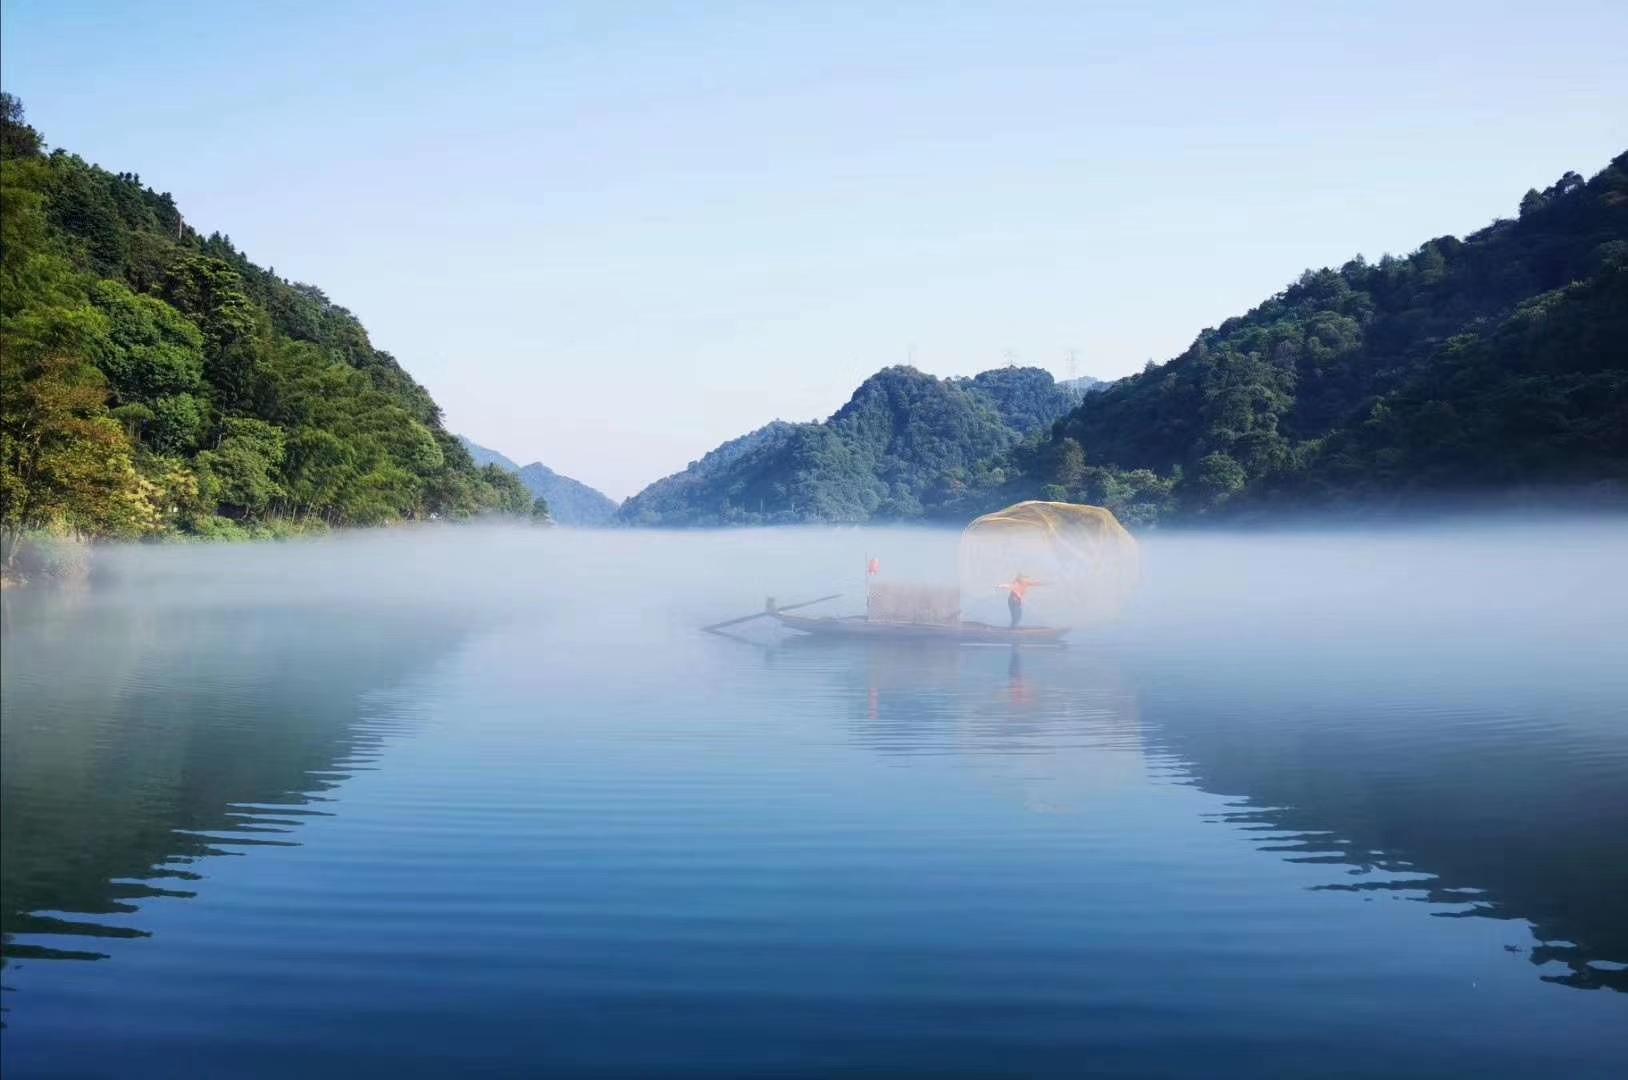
[[3, 1, 1625, 498]]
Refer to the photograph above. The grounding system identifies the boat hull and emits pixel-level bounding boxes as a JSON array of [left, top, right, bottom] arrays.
[[773, 612, 1068, 644]]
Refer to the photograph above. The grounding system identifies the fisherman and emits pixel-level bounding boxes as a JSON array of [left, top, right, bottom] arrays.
[[996, 572, 1042, 628]]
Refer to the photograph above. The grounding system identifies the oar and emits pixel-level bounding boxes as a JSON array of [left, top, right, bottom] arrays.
[[701, 593, 841, 634]]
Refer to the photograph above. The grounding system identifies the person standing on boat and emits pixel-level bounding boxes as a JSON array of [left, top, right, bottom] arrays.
[[996, 573, 1043, 628]]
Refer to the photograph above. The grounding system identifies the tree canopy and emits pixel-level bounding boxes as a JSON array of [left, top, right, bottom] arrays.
[[0, 94, 528, 566]]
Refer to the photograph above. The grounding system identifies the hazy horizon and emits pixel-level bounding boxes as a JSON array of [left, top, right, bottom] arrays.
[[4, 0, 1624, 497]]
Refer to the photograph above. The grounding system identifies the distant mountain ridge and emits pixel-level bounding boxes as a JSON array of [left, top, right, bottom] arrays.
[[618, 366, 1079, 526], [456, 437, 619, 526], [459, 439, 520, 473]]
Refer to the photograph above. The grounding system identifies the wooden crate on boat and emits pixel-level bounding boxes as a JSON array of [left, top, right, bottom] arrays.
[[866, 583, 960, 626]]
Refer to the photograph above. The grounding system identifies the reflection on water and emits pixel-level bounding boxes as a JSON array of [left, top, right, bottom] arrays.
[[785, 627, 1628, 990], [821, 642, 1146, 813], [1129, 638, 1628, 991], [1, 588, 474, 976], [1, 523, 1624, 1076]]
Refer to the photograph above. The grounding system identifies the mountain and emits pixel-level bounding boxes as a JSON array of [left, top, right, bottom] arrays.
[[1, 93, 531, 565], [926, 153, 1628, 525], [515, 462, 619, 526], [457, 435, 619, 526], [457, 436, 519, 473], [619, 366, 1078, 525], [619, 422, 804, 526]]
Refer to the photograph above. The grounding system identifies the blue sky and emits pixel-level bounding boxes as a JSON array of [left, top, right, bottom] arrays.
[[4, 1, 1624, 497]]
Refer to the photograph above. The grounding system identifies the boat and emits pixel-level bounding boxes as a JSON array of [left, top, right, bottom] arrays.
[[773, 611, 1068, 644], [703, 501, 1136, 647]]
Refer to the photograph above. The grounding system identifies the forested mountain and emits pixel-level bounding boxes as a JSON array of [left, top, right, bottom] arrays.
[[457, 436, 520, 473], [618, 422, 803, 526], [0, 94, 532, 569], [517, 463, 618, 526], [619, 366, 1079, 525], [621, 154, 1624, 530], [457, 436, 619, 526], [926, 154, 1628, 525]]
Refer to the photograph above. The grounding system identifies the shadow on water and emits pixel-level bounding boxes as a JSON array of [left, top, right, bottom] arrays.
[[0, 587, 475, 988]]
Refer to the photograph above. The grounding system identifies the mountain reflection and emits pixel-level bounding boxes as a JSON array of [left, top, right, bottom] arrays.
[[1124, 636, 1628, 992], [801, 633, 1627, 993], [0, 590, 472, 977]]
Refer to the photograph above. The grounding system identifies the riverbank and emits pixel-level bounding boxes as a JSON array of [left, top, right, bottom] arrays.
[[0, 513, 562, 590], [1, 520, 329, 590]]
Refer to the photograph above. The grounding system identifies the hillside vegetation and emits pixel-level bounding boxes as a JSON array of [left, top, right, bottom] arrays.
[[928, 154, 1628, 524], [619, 366, 1079, 525], [0, 94, 532, 569]]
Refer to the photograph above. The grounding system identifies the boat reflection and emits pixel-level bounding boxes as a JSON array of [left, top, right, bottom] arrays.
[[786, 637, 1147, 814]]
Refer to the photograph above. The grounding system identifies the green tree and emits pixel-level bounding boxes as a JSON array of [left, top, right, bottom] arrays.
[[161, 256, 264, 411], [195, 418, 286, 518], [282, 427, 354, 521], [0, 91, 42, 161], [1052, 436, 1086, 489], [0, 351, 147, 566], [1189, 452, 1247, 509], [479, 464, 531, 516], [87, 278, 206, 403], [148, 393, 207, 455]]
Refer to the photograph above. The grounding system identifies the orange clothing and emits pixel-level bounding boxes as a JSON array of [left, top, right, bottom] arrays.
[[1003, 579, 1033, 601]]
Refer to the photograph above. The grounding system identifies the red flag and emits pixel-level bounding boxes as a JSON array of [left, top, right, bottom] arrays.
[[867, 558, 880, 576]]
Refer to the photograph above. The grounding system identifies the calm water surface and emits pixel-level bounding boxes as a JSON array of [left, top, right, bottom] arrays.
[[3, 524, 1626, 1077]]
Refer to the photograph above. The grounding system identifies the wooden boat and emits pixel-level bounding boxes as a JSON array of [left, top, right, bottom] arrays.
[[773, 611, 1068, 644]]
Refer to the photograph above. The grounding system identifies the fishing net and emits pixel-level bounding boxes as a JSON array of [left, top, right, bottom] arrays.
[[957, 501, 1140, 627]]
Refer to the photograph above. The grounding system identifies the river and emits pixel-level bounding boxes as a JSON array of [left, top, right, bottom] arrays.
[[2, 521, 1625, 1077]]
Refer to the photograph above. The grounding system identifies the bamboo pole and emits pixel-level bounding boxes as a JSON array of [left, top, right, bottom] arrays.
[[700, 593, 841, 634]]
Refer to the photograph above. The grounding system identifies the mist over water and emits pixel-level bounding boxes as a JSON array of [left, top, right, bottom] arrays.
[[3, 518, 1626, 1076]]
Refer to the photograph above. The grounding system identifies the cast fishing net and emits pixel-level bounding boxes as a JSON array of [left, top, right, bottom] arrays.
[[957, 501, 1140, 627]]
